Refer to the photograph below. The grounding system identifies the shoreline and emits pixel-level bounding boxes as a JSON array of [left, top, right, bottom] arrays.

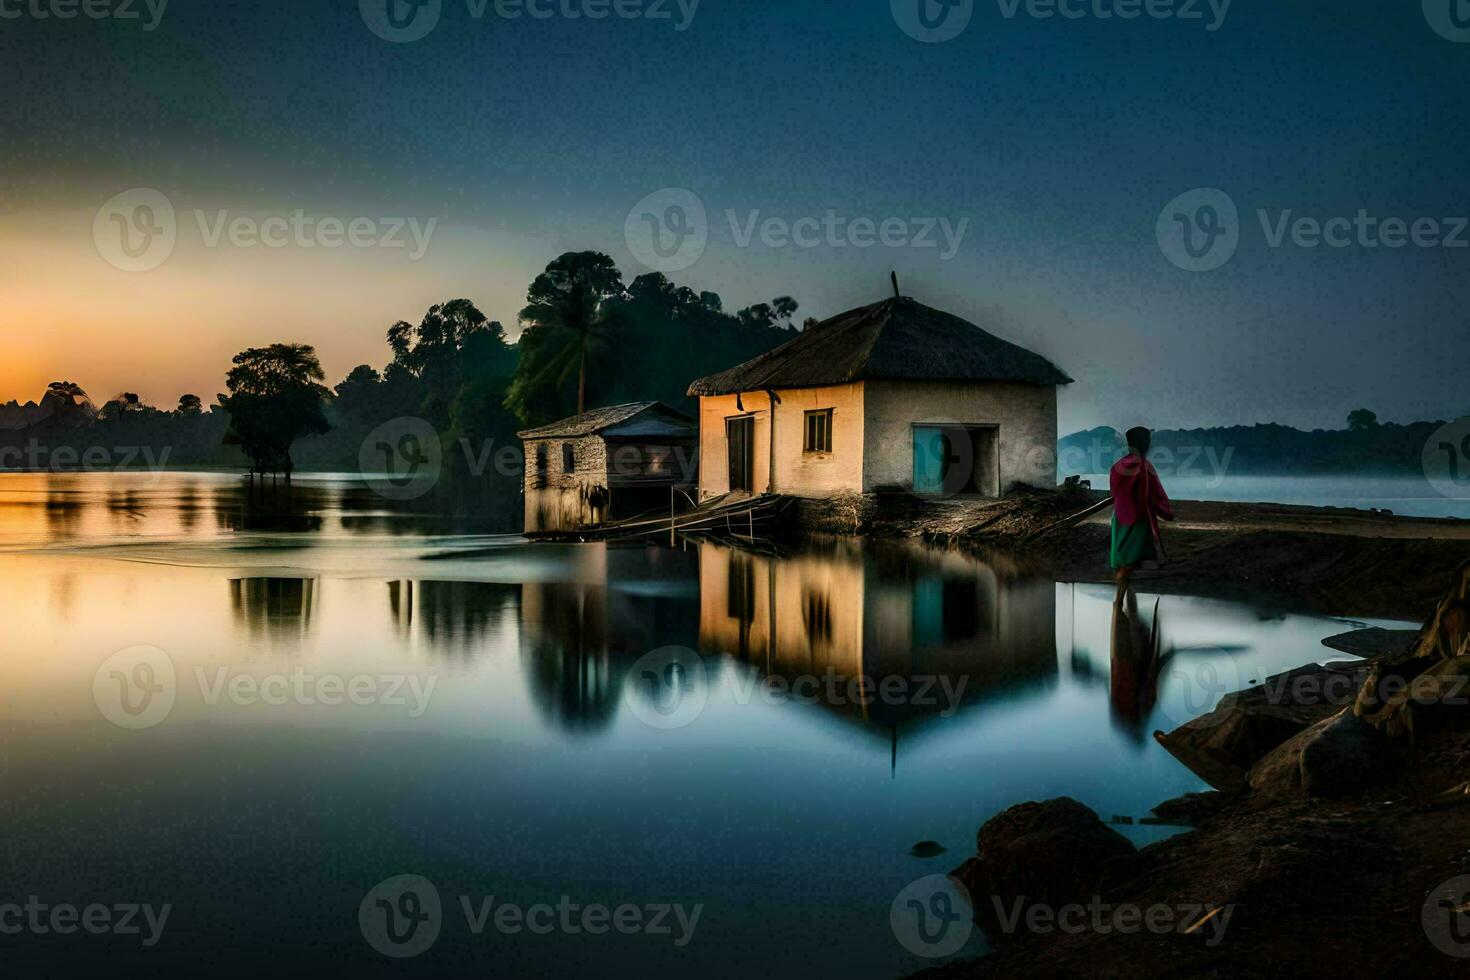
[[828, 488, 1470, 623]]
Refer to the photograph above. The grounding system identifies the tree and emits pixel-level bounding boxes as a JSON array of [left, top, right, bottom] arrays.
[[1347, 409, 1379, 431], [736, 295, 800, 331], [381, 300, 498, 430], [176, 394, 203, 415], [507, 251, 625, 423], [333, 365, 382, 422], [218, 344, 331, 479]]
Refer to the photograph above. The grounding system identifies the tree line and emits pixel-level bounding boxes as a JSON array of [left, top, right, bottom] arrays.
[[0, 251, 804, 525]]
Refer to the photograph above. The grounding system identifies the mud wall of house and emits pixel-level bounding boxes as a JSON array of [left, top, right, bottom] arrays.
[[696, 384, 865, 499], [861, 380, 1058, 493], [522, 435, 609, 533]]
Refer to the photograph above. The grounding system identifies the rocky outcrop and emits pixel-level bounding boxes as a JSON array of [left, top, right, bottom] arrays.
[[1247, 708, 1392, 797], [1153, 661, 1369, 791], [951, 797, 1134, 915]]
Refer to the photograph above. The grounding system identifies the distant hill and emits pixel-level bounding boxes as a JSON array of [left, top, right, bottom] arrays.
[[1059, 422, 1455, 476]]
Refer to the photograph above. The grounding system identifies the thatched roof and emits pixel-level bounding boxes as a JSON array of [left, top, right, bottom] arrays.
[[687, 297, 1072, 396], [517, 401, 694, 440]]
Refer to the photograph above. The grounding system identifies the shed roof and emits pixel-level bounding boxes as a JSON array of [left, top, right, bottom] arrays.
[[517, 401, 695, 440], [687, 296, 1072, 396]]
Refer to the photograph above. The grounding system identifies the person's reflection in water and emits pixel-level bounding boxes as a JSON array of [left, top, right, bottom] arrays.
[[1109, 590, 1169, 740]]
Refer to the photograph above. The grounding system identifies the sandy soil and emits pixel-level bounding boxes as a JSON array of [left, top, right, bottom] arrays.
[[864, 490, 1470, 622]]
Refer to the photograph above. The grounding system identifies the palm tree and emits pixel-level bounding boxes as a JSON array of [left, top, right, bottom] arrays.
[[507, 252, 625, 422]]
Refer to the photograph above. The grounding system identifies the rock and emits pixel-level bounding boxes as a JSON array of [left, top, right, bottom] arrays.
[[1147, 791, 1227, 826], [1320, 627, 1419, 659], [1154, 662, 1368, 790], [909, 840, 947, 858], [953, 798, 1134, 911], [1248, 708, 1390, 797]]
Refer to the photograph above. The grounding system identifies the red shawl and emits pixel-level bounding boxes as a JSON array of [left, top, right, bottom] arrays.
[[1110, 453, 1174, 552]]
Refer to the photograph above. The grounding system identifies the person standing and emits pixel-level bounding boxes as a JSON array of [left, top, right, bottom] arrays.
[[1110, 426, 1174, 601]]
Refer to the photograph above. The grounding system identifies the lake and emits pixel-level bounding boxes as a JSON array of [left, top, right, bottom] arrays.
[[0, 472, 1409, 976], [1066, 471, 1467, 520]]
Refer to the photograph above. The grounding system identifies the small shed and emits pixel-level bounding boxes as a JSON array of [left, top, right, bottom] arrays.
[[518, 401, 699, 534]]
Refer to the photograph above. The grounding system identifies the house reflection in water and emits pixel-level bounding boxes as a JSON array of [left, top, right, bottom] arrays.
[[386, 580, 520, 660], [228, 577, 317, 642], [519, 544, 700, 735], [696, 539, 1058, 734]]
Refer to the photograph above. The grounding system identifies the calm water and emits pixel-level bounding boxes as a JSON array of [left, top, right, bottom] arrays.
[[0, 472, 1409, 977], [1070, 471, 1468, 519]]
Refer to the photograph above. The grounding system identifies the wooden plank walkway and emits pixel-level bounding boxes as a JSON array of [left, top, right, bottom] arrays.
[[524, 492, 798, 543]]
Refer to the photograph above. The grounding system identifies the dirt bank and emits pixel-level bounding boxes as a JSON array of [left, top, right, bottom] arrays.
[[831, 488, 1470, 622], [914, 723, 1470, 978], [903, 559, 1470, 977]]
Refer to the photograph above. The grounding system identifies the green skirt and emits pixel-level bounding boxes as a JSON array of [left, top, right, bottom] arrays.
[[1110, 515, 1156, 570]]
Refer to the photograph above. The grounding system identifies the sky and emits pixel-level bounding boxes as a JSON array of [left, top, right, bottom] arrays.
[[1, 0, 1466, 433]]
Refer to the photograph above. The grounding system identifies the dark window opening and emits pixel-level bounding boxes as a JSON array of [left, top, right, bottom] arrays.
[[804, 409, 833, 453], [562, 443, 575, 473]]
